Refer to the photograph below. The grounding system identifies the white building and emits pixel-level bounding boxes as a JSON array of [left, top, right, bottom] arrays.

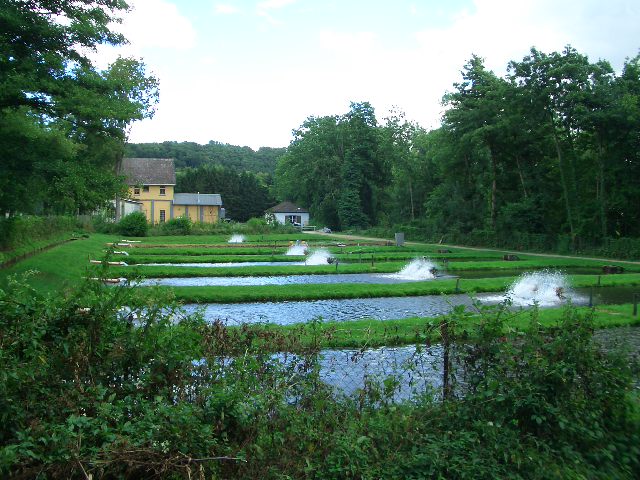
[[266, 201, 310, 226]]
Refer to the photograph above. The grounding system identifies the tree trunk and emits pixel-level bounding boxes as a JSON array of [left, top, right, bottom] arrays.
[[552, 132, 576, 242], [597, 137, 607, 238], [489, 146, 497, 230], [514, 154, 528, 198], [408, 179, 415, 221]]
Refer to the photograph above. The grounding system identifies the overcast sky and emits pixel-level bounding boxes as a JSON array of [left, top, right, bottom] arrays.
[[96, 0, 640, 150]]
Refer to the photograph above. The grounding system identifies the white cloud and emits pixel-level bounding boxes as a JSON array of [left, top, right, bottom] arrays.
[[125, 0, 640, 149], [214, 3, 240, 15], [121, 0, 196, 50], [257, 0, 297, 10], [318, 30, 377, 53], [89, 0, 196, 71]]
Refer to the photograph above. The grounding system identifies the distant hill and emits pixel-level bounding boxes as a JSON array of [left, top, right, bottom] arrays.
[[125, 141, 286, 175]]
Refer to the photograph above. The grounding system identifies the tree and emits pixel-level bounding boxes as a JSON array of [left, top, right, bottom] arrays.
[[275, 102, 389, 230], [0, 1, 159, 215]]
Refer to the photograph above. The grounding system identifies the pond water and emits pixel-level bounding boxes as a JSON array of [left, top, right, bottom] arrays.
[[142, 261, 305, 267], [181, 286, 639, 326], [137, 272, 455, 287], [316, 326, 640, 401]]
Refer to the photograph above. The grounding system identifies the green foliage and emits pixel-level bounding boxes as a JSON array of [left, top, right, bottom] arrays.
[[0, 216, 77, 250], [0, 275, 638, 478], [91, 215, 118, 234], [117, 212, 148, 237], [126, 141, 285, 174], [276, 102, 389, 230], [0, 1, 159, 216], [176, 164, 275, 222], [161, 216, 192, 236], [275, 47, 640, 250]]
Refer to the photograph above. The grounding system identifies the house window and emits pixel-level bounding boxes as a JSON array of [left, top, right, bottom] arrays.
[[159, 186, 166, 196], [143, 186, 149, 192], [133, 187, 140, 195], [159, 210, 166, 223]]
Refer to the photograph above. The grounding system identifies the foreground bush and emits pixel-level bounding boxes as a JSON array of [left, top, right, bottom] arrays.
[[117, 211, 148, 237], [0, 275, 638, 478]]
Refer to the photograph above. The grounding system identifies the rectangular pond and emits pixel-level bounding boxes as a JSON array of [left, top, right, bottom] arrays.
[[180, 286, 639, 326]]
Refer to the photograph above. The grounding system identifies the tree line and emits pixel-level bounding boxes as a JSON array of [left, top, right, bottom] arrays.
[[177, 165, 275, 222], [126, 141, 284, 175], [275, 47, 640, 248]]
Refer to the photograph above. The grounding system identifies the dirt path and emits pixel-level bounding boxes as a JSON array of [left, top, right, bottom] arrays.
[[306, 230, 640, 265]]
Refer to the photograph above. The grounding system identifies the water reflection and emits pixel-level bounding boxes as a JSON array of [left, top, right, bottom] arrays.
[[182, 294, 478, 326], [138, 273, 454, 287], [317, 326, 640, 401]]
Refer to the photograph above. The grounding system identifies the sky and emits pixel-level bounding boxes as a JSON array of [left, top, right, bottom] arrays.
[[94, 0, 640, 150]]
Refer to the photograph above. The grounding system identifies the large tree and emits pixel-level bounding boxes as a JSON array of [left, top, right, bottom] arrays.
[[0, 0, 159, 215], [275, 102, 389, 230]]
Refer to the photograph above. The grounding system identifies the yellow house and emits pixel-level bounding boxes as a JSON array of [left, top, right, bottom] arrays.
[[116, 158, 223, 224]]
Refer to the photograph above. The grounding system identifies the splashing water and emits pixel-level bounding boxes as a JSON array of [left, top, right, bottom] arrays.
[[228, 234, 245, 243], [388, 257, 439, 280], [305, 249, 333, 265], [286, 245, 307, 255], [503, 270, 569, 307]]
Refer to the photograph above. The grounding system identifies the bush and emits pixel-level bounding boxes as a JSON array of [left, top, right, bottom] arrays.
[[162, 216, 192, 235], [91, 215, 117, 234], [0, 276, 638, 478], [117, 212, 148, 237], [0, 216, 77, 250]]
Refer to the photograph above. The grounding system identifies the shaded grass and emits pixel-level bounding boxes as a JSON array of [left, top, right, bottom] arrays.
[[0, 232, 79, 265], [0, 234, 121, 294]]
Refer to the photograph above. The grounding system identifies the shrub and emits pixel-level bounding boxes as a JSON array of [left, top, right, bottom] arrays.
[[91, 215, 117, 234], [0, 216, 77, 250], [162, 216, 192, 236], [245, 217, 270, 234], [117, 212, 148, 237]]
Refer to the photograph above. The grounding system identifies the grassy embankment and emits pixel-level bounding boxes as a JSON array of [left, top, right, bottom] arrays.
[[240, 303, 640, 349], [0, 233, 120, 294], [154, 273, 640, 303], [113, 256, 640, 278], [2, 232, 640, 349]]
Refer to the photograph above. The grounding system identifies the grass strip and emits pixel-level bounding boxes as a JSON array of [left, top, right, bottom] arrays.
[[124, 252, 506, 264], [112, 257, 640, 279], [111, 261, 410, 278], [155, 273, 640, 303], [215, 303, 640, 349]]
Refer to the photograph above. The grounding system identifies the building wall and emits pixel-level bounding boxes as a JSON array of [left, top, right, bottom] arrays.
[[274, 212, 309, 226], [124, 185, 220, 224], [172, 205, 220, 224], [128, 185, 175, 224]]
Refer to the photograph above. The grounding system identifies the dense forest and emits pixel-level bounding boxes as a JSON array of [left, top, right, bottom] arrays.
[[125, 141, 284, 174], [276, 47, 640, 250]]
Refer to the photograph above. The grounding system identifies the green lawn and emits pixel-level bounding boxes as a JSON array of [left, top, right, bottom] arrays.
[[0, 233, 121, 294]]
